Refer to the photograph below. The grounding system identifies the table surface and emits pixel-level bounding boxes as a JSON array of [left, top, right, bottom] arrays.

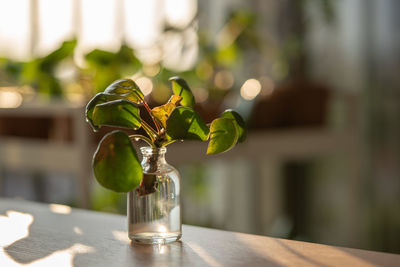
[[0, 199, 399, 267]]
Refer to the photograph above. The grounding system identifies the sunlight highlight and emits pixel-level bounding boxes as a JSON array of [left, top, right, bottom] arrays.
[[112, 230, 130, 244], [79, 0, 120, 53], [157, 225, 167, 233], [0, 211, 33, 246], [0, 0, 31, 59], [186, 242, 222, 267], [235, 233, 378, 267], [36, 0, 74, 56], [156, 244, 167, 254], [26, 243, 95, 267], [164, 0, 197, 28], [0, 89, 23, 108], [124, 0, 162, 48], [240, 79, 261, 100], [73, 227, 83, 235], [0, 210, 95, 267], [135, 77, 153, 96], [143, 64, 161, 77], [49, 204, 72, 215]]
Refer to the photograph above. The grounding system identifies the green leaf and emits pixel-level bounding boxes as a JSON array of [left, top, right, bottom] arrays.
[[207, 118, 238, 154], [166, 106, 209, 141], [85, 93, 120, 131], [92, 99, 141, 130], [169, 76, 195, 107], [151, 95, 182, 128], [86, 49, 116, 66], [104, 79, 144, 103], [93, 131, 142, 193], [220, 109, 247, 143], [41, 40, 77, 71]]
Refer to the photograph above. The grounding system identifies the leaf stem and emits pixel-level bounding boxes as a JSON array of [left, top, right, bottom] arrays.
[[141, 119, 157, 142], [142, 100, 162, 134], [129, 134, 155, 148], [161, 139, 176, 147]]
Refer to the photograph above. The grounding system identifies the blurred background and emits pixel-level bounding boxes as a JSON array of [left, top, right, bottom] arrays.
[[0, 0, 399, 254]]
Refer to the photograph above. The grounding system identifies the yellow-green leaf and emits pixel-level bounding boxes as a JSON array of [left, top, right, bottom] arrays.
[[92, 99, 141, 130], [207, 118, 238, 154], [166, 106, 209, 141], [93, 131, 142, 193], [220, 109, 246, 143], [104, 79, 144, 103], [169, 76, 195, 107], [151, 95, 182, 128]]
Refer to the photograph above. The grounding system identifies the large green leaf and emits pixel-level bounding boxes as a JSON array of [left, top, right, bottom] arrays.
[[93, 131, 142, 193], [169, 76, 195, 108], [166, 106, 209, 141], [220, 109, 247, 143], [85, 93, 120, 131], [104, 79, 144, 103], [92, 99, 141, 130], [207, 118, 238, 154], [151, 95, 182, 128]]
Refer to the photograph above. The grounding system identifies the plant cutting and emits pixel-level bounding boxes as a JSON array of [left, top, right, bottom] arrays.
[[85, 76, 246, 244]]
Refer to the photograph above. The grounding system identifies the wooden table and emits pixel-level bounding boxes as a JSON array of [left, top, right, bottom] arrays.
[[0, 199, 398, 267]]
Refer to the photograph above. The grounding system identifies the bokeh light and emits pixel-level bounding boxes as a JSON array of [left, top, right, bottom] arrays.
[[240, 78, 261, 101], [135, 77, 153, 96], [193, 88, 209, 103], [164, 0, 197, 28], [0, 88, 23, 108], [214, 70, 234, 90], [259, 76, 275, 97]]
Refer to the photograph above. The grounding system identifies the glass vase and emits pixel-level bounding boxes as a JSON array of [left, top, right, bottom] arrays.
[[128, 146, 181, 244]]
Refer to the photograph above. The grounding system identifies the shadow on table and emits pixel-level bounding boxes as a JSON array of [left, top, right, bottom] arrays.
[[2, 204, 127, 266], [0, 202, 216, 266], [1, 202, 281, 266], [333, 246, 400, 267], [4, 201, 397, 266], [180, 225, 284, 266]]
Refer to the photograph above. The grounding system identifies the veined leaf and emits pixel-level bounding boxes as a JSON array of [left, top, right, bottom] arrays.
[[92, 99, 141, 130], [104, 79, 144, 103], [169, 76, 195, 108], [93, 131, 142, 193], [85, 93, 120, 131], [166, 106, 209, 141], [151, 95, 182, 128], [207, 118, 238, 154], [220, 109, 246, 143]]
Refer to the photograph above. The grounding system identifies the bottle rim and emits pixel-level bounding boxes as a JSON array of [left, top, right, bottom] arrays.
[[140, 146, 167, 155]]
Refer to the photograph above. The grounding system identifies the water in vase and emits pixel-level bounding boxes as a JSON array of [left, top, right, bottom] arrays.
[[128, 171, 181, 244]]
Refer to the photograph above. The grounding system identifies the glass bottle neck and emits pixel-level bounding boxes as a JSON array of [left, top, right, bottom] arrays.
[[140, 147, 167, 172]]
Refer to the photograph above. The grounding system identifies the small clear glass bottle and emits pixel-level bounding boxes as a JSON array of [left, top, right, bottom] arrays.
[[128, 146, 181, 244]]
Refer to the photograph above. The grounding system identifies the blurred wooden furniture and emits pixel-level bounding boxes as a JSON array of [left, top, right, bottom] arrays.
[[166, 127, 363, 247], [0, 198, 398, 267], [168, 128, 359, 164], [0, 101, 91, 207]]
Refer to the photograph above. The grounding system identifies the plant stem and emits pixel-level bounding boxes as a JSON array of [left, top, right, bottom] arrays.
[[142, 100, 162, 134], [141, 119, 157, 142], [129, 134, 155, 148]]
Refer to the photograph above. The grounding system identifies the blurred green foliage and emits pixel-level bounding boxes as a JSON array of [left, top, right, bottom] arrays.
[[0, 9, 263, 103], [91, 182, 126, 214], [0, 40, 76, 96], [83, 45, 142, 93]]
